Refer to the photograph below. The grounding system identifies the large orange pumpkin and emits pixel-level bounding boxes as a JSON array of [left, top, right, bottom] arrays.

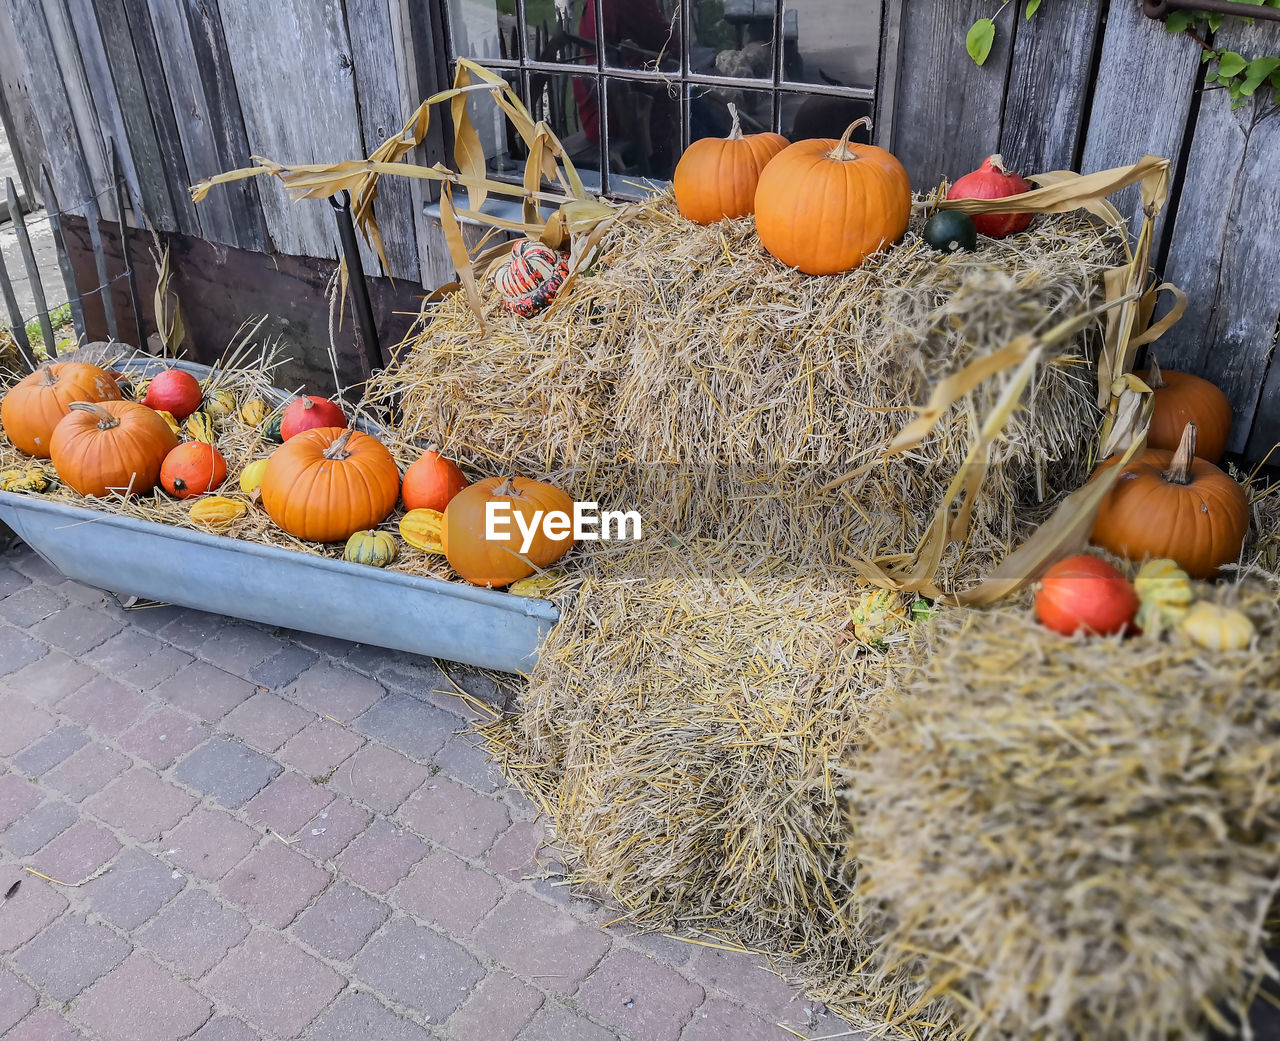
[[1, 362, 123, 458], [1092, 423, 1248, 579], [49, 401, 178, 497], [442, 476, 575, 587], [1138, 353, 1232, 464], [753, 118, 911, 275], [672, 103, 788, 225], [260, 427, 400, 543]]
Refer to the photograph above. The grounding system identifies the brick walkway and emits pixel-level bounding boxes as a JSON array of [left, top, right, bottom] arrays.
[[0, 542, 862, 1041]]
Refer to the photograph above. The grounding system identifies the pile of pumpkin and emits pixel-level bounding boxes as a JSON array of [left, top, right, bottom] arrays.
[[0, 360, 575, 593], [671, 106, 1036, 273]]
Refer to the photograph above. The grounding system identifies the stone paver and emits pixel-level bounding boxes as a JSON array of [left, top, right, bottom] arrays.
[[0, 544, 822, 1041]]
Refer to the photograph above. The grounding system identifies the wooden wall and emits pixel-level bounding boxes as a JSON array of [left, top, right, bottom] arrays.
[[886, 0, 1280, 459], [1, 0, 1278, 458]]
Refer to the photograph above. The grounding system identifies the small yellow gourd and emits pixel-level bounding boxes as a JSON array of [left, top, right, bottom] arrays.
[[1133, 558, 1194, 635], [1179, 601, 1255, 652], [852, 589, 905, 645], [344, 529, 398, 568], [238, 458, 269, 495], [508, 572, 562, 598], [203, 388, 237, 418], [185, 411, 216, 444], [399, 508, 444, 553], [189, 496, 247, 530], [240, 398, 268, 425], [154, 410, 182, 437]]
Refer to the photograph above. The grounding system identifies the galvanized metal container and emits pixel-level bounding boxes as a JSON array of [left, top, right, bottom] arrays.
[[0, 355, 558, 674]]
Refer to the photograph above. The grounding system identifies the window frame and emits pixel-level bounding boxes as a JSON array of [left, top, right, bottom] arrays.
[[436, 0, 885, 198]]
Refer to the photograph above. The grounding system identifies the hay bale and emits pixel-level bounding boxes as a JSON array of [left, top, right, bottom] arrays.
[[369, 197, 1120, 587], [1249, 480, 1280, 576], [849, 579, 1280, 1041]]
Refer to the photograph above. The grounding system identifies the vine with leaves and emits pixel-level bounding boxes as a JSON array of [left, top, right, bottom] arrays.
[[965, 1, 1280, 107]]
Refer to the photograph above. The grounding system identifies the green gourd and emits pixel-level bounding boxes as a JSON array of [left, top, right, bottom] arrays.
[[344, 529, 398, 568], [922, 211, 978, 254]]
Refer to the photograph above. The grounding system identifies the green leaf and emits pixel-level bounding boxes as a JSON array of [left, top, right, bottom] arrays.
[[1208, 13, 1224, 30], [1025, 0, 1041, 19], [1218, 51, 1247, 77], [966, 18, 996, 65], [1240, 57, 1280, 95], [1165, 12, 1194, 32]]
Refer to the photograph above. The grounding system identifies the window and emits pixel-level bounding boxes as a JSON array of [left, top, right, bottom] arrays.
[[441, 0, 881, 199]]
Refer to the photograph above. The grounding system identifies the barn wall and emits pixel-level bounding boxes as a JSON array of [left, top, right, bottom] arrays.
[[1, 0, 1278, 458]]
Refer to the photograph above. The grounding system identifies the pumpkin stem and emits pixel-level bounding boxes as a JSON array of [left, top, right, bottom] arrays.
[[38, 367, 57, 387], [1164, 422, 1197, 486], [726, 102, 743, 141], [494, 476, 521, 498], [300, 397, 315, 410], [830, 117, 873, 161], [988, 154, 1015, 176], [67, 401, 119, 430], [1146, 352, 1167, 390], [322, 429, 355, 461]]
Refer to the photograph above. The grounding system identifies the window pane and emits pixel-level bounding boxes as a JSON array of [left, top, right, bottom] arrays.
[[693, 0, 774, 81], [780, 90, 872, 142], [530, 71, 604, 190], [782, 0, 879, 90], [688, 83, 775, 146], [522, 1, 597, 67], [605, 77, 680, 188], [462, 72, 527, 186], [585, 0, 680, 73], [449, 0, 520, 61]]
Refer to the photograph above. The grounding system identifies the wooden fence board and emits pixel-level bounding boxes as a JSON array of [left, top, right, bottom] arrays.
[[144, 0, 268, 250], [5, 0, 97, 219], [0, 3, 45, 201], [1160, 20, 1280, 457], [344, 0, 421, 283], [998, 0, 1104, 173], [218, 0, 367, 261], [1080, 3, 1199, 248], [888, 0, 1017, 190]]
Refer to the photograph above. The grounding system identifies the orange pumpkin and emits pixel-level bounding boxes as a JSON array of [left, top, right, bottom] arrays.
[[1, 362, 123, 458], [402, 448, 469, 513], [673, 103, 788, 225], [753, 118, 911, 275], [442, 476, 575, 587], [260, 427, 400, 542], [49, 401, 178, 497], [1138, 353, 1232, 464], [160, 442, 228, 499], [1092, 423, 1248, 579]]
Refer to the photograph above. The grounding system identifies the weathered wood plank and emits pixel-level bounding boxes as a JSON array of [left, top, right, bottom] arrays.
[[4, 0, 97, 219], [144, 0, 269, 250], [1080, 3, 1200, 249], [218, 0, 368, 262], [37, 0, 116, 220], [998, 0, 1104, 173], [114, 0, 201, 235], [0, 3, 46, 201], [1159, 19, 1280, 458], [344, 0, 421, 282], [61, 0, 173, 230], [396, 0, 468, 288], [887, 0, 1018, 190]]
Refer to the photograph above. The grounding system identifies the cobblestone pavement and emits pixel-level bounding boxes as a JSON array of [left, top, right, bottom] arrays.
[[0, 542, 864, 1041]]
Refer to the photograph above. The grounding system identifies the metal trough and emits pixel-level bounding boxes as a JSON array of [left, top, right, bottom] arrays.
[[0, 356, 558, 674]]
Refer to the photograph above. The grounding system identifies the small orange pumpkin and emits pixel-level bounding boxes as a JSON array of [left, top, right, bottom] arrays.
[[673, 103, 789, 225], [1138, 353, 1232, 464], [1092, 422, 1248, 579], [160, 442, 228, 499], [1, 362, 123, 458], [753, 118, 911, 275], [49, 401, 178, 497], [260, 427, 400, 543], [402, 448, 468, 513], [442, 476, 575, 587]]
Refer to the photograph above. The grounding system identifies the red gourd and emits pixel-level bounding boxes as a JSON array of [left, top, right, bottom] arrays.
[[1034, 555, 1137, 637], [142, 369, 204, 420], [947, 155, 1033, 239], [280, 396, 347, 441]]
